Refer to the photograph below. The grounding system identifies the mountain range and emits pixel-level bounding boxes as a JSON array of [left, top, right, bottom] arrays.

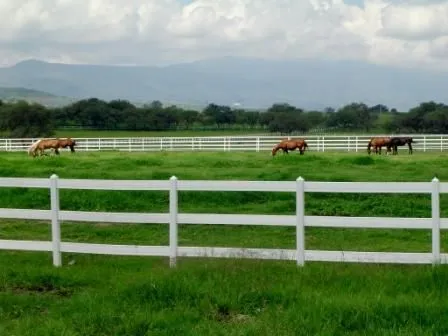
[[0, 87, 75, 107], [0, 57, 446, 111]]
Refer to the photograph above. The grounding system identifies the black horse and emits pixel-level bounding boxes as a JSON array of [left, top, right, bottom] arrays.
[[388, 137, 415, 155]]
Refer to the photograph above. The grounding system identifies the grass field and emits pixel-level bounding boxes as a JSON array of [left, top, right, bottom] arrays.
[[1, 150, 448, 335], [52, 129, 378, 138], [54, 129, 269, 138]]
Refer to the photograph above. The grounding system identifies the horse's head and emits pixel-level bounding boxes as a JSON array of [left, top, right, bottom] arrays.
[[271, 145, 279, 156], [68, 138, 76, 152], [61, 137, 76, 152]]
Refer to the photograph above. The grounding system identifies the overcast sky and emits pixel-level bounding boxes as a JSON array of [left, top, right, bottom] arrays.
[[1, 0, 448, 71]]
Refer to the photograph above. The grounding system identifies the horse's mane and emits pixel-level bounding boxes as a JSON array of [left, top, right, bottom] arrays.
[[28, 139, 42, 155]]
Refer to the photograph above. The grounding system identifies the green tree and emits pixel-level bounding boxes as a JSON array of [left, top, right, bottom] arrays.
[[0, 101, 54, 137]]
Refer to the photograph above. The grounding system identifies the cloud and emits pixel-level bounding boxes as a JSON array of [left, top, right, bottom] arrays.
[[0, 0, 447, 71], [379, 2, 448, 40]]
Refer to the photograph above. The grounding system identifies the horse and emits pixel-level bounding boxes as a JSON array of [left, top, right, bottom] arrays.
[[28, 138, 77, 157], [388, 137, 415, 155], [272, 138, 309, 156], [367, 137, 392, 155]]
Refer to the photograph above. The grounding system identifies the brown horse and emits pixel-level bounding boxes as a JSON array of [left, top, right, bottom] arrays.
[[388, 137, 415, 155], [367, 137, 392, 155], [272, 138, 309, 156], [28, 138, 77, 157]]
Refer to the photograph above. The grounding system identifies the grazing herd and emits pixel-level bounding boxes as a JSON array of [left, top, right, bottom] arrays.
[[26, 136, 415, 158], [271, 136, 415, 156], [366, 136, 414, 155]]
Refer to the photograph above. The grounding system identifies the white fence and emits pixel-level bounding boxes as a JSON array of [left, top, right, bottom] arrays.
[[1, 134, 448, 153], [0, 175, 446, 267]]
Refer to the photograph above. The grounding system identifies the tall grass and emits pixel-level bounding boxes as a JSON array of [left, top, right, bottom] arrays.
[[1, 151, 448, 335]]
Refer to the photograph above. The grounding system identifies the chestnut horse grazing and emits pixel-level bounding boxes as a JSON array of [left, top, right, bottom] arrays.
[[367, 137, 392, 155], [28, 138, 77, 157], [272, 138, 309, 156], [389, 136, 415, 155]]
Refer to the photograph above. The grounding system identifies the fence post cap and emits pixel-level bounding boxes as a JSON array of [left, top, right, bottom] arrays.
[[296, 176, 304, 181], [432, 177, 439, 182], [170, 176, 178, 180], [50, 174, 59, 179]]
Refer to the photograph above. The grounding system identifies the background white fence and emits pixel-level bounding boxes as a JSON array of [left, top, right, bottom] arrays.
[[1, 134, 448, 153], [0, 175, 446, 267]]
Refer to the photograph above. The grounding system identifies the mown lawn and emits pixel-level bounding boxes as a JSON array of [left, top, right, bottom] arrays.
[[53, 129, 268, 138], [1, 150, 448, 335]]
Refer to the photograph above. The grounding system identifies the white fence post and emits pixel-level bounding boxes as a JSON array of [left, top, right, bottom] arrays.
[[296, 177, 305, 266], [431, 177, 440, 266], [256, 137, 260, 152], [50, 174, 61, 267], [169, 176, 178, 267]]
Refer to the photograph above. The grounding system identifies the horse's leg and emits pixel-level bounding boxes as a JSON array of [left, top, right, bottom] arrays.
[[55, 148, 60, 155], [409, 143, 413, 154]]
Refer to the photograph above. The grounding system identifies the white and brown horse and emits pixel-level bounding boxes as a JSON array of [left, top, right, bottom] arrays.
[[28, 138, 77, 157]]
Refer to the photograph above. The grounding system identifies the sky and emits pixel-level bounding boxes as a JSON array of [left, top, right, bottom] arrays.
[[1, 0, 448, 71]]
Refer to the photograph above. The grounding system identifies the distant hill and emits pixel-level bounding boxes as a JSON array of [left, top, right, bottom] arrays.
[[0, 57, 447, 110], [0, 87, 75, 107]]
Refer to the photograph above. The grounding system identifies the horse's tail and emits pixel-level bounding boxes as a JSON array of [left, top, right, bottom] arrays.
[[304, 141, 308, 148]]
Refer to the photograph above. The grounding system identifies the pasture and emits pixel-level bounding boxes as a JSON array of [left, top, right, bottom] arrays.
[[1, 150, 448, 335], [53, 128, 268, 138]]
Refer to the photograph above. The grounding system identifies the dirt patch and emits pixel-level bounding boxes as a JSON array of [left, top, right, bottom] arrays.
[[211, 304, 253, 324], [9, 283, 74, 297]]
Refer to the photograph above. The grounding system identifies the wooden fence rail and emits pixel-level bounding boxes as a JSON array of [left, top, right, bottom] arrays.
[[0, 175, 446, 267]]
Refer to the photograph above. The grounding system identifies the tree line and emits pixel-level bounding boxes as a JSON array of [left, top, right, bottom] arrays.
[[0, 98, 448, 137]]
